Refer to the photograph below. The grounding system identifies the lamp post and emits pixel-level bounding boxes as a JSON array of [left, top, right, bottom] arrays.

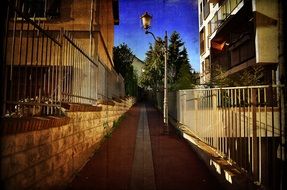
[[141, 12, 168, 132]]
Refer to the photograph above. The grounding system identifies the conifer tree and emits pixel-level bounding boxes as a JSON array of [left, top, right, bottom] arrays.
[[139, 39, 164, 92], [168, 31, 184, 82], [175, 47, 196, 89], [140, 31, 198, 92], [168, 32, 198, 90]]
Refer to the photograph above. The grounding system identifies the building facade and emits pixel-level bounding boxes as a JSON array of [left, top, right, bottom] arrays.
[[198, 0, 284, 86], [2, 0, 123, 117], [8, 0, 119, 67]]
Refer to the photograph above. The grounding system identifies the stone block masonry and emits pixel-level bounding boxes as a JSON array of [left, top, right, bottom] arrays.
[[0, 97, 136, 189]]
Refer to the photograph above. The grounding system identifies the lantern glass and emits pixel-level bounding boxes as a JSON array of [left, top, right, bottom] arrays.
[[141, 12, 152, 30]]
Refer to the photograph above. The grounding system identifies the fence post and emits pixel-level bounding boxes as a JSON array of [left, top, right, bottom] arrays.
[[252, 88, 259, 181], [59, 28, 64, 109], [183, 91, 187, 125], [212, 89, 219, 151], [195, 91, 199, 135]]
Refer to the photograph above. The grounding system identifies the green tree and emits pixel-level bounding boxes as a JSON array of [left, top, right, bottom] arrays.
[[210, 64, 264, 87], [237, 65, 264, 86], [168, 32, 198, 90], [168, 31, 184, 83], [139, 39, 165, 93], [113, 43, 138, 96], [140, 32, 198, 91], [209, 64, 233, 87], [174, 47, 197, 89]]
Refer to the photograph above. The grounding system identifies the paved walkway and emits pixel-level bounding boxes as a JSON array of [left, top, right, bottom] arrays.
[[130, 105, 156, 190], [67, 103, 224, 190]]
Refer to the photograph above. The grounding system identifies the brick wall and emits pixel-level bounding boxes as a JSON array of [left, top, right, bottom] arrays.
[[0, 97, 135, 189]]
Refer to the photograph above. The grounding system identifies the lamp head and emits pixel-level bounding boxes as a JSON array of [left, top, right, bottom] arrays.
[[141, 12, 152, 30]]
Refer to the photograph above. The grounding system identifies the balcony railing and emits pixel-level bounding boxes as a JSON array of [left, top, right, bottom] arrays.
[[210, 0, 243, 36]]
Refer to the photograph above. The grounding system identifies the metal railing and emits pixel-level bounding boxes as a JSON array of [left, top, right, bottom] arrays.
[[174, 85, 285, 189], [61, 33, 99, 105], [2, 2, 125, 117]]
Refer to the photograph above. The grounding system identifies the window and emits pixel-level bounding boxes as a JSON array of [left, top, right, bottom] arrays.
[[205, 56, 210, 73], [200, 2, 203, 25], [203, 0, 210, 19], [211, 13, 218, 33], [200, 2, 203, 12], [201, 61, 205, 73], [21, 0, 60, 18], [200, 28, 206, 55], [230, 0, 237, 12], [208, 21, 211, 36], [203, 0, 206, 6], [218, 4, 226, 21], [225, 0, 231, 16]]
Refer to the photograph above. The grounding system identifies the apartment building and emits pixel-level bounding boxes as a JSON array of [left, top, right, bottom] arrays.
[[198, 0, 284, 86]]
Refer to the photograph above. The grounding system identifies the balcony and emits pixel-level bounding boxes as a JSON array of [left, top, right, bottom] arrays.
[[210, 0, 243, 36]]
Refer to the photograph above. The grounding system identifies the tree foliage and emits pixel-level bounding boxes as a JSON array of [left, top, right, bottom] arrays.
[[113, 43, 138, 96], [140, 31, 198, 92], [139, 39, 165, 92], [209, 64, 265, 87], [168, 32, 184, 82], [173, 47, 198, 89], [168, 31, 198, 90]]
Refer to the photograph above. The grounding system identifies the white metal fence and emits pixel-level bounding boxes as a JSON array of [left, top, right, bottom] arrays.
[[2, 2, 125, 117], [169, 85, 286, 189]]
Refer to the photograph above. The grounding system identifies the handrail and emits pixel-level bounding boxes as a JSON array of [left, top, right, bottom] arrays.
[[63, 33, 98, 67], [97, 30, 114, 67], [179, 84, 285, 92]]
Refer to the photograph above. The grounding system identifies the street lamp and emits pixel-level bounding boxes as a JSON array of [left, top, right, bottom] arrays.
[[140, 12, 169, 133]]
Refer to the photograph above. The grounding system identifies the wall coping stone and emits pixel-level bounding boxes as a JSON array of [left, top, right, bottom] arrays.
[[62, 103, 102, 112], [0, 97, 135, 136], [97, 100, 115, 106], [112, 97, 123, 103], [0, 117, 70, 136]]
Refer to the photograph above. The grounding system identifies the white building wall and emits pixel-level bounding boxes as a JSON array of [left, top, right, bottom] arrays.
[[198, 0, 219, 85]]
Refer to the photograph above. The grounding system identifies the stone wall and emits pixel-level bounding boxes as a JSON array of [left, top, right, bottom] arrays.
[[0, 97, 135, 189]]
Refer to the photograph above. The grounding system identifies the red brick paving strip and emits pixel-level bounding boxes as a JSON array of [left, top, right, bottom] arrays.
[[146, 104, 225, 190], [130, 105, 156, 190]]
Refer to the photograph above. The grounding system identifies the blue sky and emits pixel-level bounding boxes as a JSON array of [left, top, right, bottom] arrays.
[[114, 0, 199, 71]]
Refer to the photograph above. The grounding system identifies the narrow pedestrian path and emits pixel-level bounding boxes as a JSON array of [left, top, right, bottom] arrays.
[[67, 103, 224, 190], [130, 105, 156, 190]]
